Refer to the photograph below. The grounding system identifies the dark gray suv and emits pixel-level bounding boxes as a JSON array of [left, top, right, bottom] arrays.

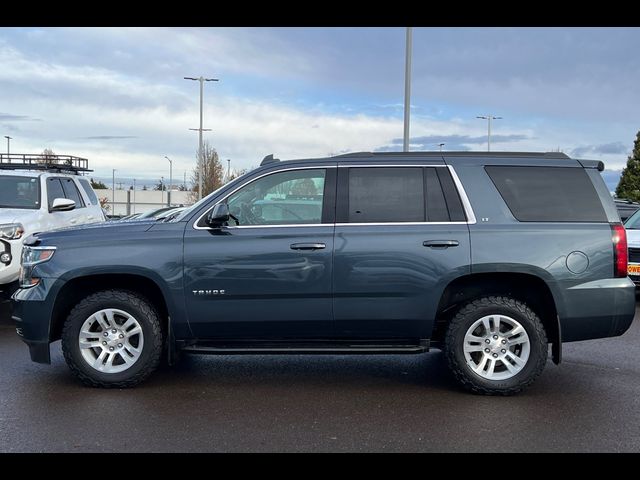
[[12, 151, 636, 395]]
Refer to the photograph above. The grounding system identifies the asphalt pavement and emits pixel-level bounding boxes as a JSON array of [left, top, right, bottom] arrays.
[[1, 300, 640, 452]]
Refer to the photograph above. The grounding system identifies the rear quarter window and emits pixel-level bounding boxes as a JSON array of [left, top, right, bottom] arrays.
[[78, 178, 98, 205], [485, 166, 607, 222]]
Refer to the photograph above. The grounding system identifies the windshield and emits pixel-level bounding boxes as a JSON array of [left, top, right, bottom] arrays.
[[624, 208, 640, 229], [170, 171, 252, 222], [0, 175, 41, 209]]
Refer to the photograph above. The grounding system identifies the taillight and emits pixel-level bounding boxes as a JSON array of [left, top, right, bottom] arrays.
[[611, 223, 628, 278]]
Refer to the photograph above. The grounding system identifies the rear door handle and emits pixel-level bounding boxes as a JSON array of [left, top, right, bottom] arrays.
[[423, 240, 459, 248], [290, 243, 326, 250]]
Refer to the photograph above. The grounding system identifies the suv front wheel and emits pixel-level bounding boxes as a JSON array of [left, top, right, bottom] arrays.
[[61, 289, 163, 388], [444, 296, 548, 395]]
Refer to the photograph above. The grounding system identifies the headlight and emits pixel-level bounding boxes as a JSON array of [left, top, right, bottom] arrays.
[[0, 223, 24, 240], [19, 246, 56, 288]]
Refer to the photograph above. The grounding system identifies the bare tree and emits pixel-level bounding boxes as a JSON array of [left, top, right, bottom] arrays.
[[189, 141, 224, 202], [37, 148, 56, 165]]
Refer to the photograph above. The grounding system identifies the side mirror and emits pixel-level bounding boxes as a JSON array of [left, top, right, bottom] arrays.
[[50, 198, 76, 212], [206, 203, 230, 227]]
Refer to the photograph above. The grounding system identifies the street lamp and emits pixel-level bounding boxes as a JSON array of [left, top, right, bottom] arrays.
[[112, 169, 116, 214], [164, 156, 172, 207], [4, 136, 11, 155], [476, 115, 502, 152], [133, 179, 136, 214], [403, 27, 413, 152], [160, 176, 164, 206], [184, 76, 219, 200], [438, 143, 445, 152]]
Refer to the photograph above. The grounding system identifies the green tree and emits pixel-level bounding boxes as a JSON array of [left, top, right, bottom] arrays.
[[190, 141, 224, 201], [90, 178, 108, 189], [616, 131, 640, 201]]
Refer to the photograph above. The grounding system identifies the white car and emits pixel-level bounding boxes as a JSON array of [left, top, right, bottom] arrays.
[[623, 208, 640, 286], [0, 163, 105, 298]]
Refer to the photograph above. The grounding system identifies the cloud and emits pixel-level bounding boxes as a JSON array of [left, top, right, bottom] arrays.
[[0, 27, 638, 179], [571, 142, 629, 158], [600, 169, 622, 193], [80, 136, 139, 140], [0, 112, 41, 121], [376, 133, 530, 152]]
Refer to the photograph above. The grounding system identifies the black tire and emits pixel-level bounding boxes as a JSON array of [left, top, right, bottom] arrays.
[[61, 289, 163, 388], [444, 296, 548, 396]]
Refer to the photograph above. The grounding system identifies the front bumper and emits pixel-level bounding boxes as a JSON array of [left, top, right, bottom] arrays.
[[0, 238, 22, 285], [11, 278, 59, 364]]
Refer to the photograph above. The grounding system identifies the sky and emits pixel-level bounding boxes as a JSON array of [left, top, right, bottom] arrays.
[[0, 27, 638, 191]]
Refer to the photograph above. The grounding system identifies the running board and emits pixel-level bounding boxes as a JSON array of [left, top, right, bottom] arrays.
[[181, 340, 429, 355]]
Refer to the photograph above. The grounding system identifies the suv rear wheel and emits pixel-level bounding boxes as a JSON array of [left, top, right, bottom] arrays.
[[444, 296, 548, 395], [61, 289, 163, 388]]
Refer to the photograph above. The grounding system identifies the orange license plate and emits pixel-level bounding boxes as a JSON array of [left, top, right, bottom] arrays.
[[628, 264, 640, 275]]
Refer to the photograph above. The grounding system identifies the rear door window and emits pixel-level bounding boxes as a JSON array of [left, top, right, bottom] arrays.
[[77, 178, 98, 205], [340, 166, 467, 223], [347, 167, 424, 223], [485, 166, 607, 222]]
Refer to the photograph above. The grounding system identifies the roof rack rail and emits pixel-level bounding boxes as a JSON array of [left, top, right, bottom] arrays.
[[0, 153, 92, 174], [334, 151, 571, 159]]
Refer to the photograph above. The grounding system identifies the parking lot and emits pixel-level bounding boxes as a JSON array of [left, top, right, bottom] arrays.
[[1, 300, 640, 452]]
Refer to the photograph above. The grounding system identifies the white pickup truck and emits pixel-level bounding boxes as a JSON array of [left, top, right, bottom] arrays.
[[0, 155, 105, 299]]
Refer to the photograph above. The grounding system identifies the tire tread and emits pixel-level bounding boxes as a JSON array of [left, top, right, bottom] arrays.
[[444, 295, 548, 396], [61, 289, 163, 388]]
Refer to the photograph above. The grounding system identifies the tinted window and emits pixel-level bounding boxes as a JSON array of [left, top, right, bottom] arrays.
[[227, 169, 326, 225], [424, 168, 451, 222], [437, 168, 467, 221], [47, 178, 66, 209], [486, 166, 607, 222], [60, 178, 85, 208], [348, 168, 424, 223], [624, 208, 640, 229], [0, 175, 40, 210], [78, 178, 98, 205]]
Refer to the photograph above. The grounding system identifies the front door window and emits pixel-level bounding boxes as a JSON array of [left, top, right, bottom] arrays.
[[226, 169, 326, 226]]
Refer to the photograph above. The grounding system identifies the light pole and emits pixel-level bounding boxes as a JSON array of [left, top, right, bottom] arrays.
[[112, 169, 116, 214], [476, 115, 502, 152], [164, 156, 172, 207], [4, 136, 11, 155], [226, 159, 231, 182], [438, 143, 445, 152], [403, 27, 413, 152], [133, 179, 136, 214], [184, 76, 219, 200], [160, 176, 164, 206]]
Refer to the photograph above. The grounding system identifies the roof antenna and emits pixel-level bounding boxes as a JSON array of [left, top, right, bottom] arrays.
[[261, 154, 280, 166]]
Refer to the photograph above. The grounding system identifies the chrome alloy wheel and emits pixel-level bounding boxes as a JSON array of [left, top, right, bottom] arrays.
[[463, 314, 531, 381], [78, 309, 144, 374]]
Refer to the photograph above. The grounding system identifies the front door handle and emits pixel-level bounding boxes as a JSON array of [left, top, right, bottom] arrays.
[[290, 243, 326, 251], [423, 240, 459, 248]]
